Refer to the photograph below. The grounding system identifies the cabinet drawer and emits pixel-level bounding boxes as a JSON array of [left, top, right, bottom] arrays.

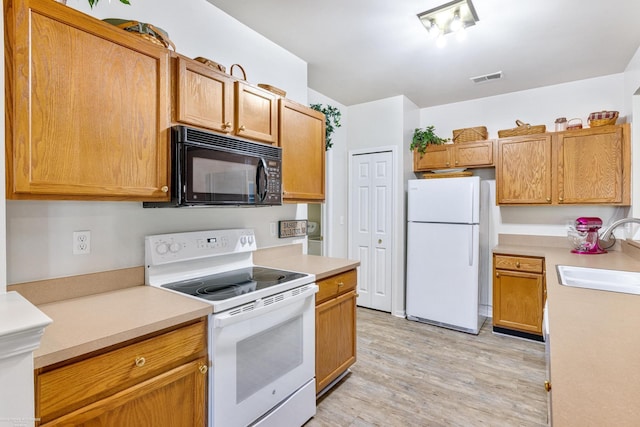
[[36, 320, 207, 422], [316, 269, 357, 304], [494, 255, 544, 273]]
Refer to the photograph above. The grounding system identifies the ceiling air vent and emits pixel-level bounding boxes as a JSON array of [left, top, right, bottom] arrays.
[[470, 71, 503, 84]]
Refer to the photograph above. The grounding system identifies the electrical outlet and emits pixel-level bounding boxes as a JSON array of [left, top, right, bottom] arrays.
[[73, 231, 91, 255]]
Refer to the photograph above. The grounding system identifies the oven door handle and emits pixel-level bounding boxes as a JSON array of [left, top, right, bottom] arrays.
[[256, 158, 268, 202], [213, 284, 318, 328]]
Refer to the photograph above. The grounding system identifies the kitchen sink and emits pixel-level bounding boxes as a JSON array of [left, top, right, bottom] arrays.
[[556, 265, 640, 295]]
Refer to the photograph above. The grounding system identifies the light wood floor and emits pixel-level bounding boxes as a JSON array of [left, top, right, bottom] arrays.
[[307, 307, 547, 427]]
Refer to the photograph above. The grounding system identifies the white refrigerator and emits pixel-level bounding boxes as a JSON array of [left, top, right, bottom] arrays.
[[406, 176, 493, 335]]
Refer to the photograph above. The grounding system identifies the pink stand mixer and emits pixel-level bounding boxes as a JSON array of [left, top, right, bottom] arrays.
[[568, 217, 606, 254]]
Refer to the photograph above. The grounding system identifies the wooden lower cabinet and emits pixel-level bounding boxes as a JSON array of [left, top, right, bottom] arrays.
[[35, 319, 208, 426], [493, 254, 545, 339], [315, 269, 357, 394]]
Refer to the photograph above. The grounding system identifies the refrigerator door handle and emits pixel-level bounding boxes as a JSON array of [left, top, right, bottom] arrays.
[[468, 227, 474, 266], [470, 182, 476, 224]]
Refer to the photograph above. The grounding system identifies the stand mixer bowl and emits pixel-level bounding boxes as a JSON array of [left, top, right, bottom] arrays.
[[568, 217, 606, 254]]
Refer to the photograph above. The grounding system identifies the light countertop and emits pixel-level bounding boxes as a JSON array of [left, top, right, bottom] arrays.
[[494, 238, 640, 426], [24, 245, 358, 370], [32, 286, 212, 369], [254, 244, 360, 280]]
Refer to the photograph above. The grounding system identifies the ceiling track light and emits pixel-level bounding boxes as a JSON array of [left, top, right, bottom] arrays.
[[418, 0, 479, 39]]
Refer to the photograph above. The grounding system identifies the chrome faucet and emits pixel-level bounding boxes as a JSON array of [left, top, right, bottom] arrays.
[[599, 217, 640, 241]]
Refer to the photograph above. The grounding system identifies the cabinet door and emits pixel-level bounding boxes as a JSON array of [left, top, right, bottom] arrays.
[[40, 359, 207, 427], [413, 145, 451, 171], [315, 290, 356, 393], [279, 99, 325, 202], [556, 124, 630, 205], [175, 56, 234, 134], [493, 268, 544, 335], [234, 81, 278, 144], [452, 141, 494, 168], [496, 135, 552, 204], [6, 0, 170, 200]]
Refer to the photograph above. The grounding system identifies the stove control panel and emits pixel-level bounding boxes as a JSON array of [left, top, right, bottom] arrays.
[[145, 229, 257, 266]]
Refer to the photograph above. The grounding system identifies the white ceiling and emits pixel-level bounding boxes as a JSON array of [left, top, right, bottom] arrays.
[[206, 0, 640, 109]]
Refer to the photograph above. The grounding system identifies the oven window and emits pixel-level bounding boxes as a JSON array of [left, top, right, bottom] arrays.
[[236, 315, 303, 403]]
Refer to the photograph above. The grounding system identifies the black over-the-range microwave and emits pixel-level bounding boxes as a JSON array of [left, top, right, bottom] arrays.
[[143, 125, 282, 208]]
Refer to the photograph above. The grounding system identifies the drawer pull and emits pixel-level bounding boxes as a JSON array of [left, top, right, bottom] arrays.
[[199, 365, 208, 375], [338, 282, 344, 287], [134, 357, 146, 367], [516, 261, 521, 268]]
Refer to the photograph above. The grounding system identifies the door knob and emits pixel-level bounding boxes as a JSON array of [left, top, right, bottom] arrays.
[[378, 239, 382, 244]]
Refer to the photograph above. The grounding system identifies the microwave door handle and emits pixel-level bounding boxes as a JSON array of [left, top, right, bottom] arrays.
[[256, 158, 268, 202]]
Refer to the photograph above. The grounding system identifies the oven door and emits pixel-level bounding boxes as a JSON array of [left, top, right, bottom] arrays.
[[209, 284, 317, 427], [182, 143, 268, 205]]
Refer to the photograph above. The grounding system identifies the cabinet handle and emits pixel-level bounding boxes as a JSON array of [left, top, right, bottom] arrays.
[[496, 272, 500, 278], [544, 381, 552, 392], [516, 261, 521, 268], [135, 357, 146, 367], [559, 197, 564, 202], [221, 122, 231, 130], [337, 282, 344, 287], [455, 160, 459, 165], [446, 162, 450, 167], [199, 365, 208, 375], [239, 125, 246, 132], [161, 186, 169, 193], [546, 197, 551, 202]]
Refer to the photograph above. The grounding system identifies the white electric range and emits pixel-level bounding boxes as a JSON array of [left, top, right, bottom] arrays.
[[145, 229, 318, 427]]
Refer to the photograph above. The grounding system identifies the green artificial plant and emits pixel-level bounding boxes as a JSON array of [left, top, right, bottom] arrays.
[[310, 103, 342, 150], [89, 0, 131, 8], [410, 126, 450, 155]]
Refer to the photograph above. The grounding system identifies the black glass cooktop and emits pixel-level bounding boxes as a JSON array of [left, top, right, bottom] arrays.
[[161, 266, 306, 301]]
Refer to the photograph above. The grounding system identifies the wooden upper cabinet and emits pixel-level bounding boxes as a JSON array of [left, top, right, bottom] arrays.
[[496, 135, 553, 205], [278, 99, 326, 202], [556, 124, 630, 205], [5, 0, 171, 200], [453, 141, 494, 168], [413, 145, 450, 170], [174, 55, 234, 134], [235, 81, 278, 144], [496, 124, 630, 206], [413, 140, 494, 171]]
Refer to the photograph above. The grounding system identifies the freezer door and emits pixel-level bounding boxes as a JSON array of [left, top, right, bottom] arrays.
[[407, 177, 480, 224], [406, 222, 480, 332]]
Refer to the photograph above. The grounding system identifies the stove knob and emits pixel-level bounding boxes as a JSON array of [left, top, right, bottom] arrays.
[[169, 242, 181, 253], [240, 236, 247, 245], [156, 243, 169, 255], [248, 235, 254, 245]]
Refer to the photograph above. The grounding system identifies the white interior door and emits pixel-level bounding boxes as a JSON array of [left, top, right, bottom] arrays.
[[350, 150, 393, 312]]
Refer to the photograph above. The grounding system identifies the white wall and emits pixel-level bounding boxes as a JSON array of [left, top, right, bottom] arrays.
[[624, 45, 640, 221], [5, 0, 309, 284], [308, 89, 348, 258], [420, 74, 630, 237], [346, 95, 418, 317], [421, 74, 626, 139]]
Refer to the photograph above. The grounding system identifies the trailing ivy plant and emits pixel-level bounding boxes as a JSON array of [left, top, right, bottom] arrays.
[[410, 126, 450, 155], [310, 103, 342, 150], [89, 0, 131, 8]]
